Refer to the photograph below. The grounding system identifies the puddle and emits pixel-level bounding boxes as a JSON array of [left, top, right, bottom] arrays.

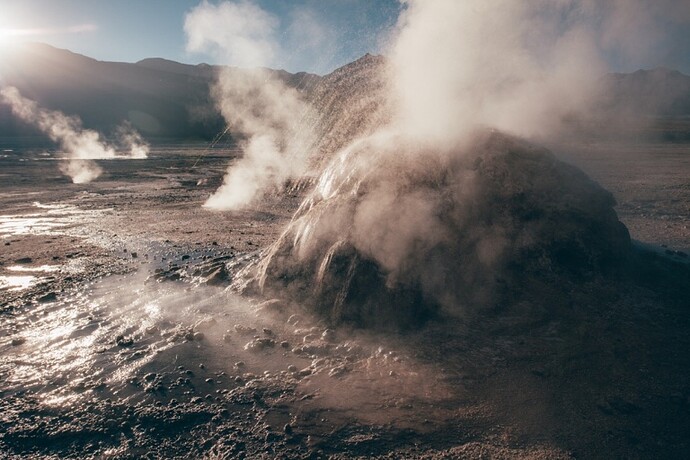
[[7, 265, 61, 273], [0, 275, 38, 291], [0, 201, 107, 238]]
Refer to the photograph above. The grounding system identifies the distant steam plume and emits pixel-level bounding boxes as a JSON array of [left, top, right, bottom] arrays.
[[185, 0, 315, 211], [0, 86, 148, 183]]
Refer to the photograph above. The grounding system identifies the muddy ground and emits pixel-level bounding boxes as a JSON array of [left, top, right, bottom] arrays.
[[0, 141, 689, 459]]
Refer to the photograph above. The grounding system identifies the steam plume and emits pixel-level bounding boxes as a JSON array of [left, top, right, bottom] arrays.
[[185, 1, 315, 210], [0, 86, 149, 183], [388, 0, 690, 145]]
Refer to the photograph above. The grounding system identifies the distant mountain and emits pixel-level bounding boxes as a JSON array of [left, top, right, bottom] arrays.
[[1, 43, 689, 143], [574, 67, 690, 141], [0, 43, 321, 141], [604, 67, 690, 118]]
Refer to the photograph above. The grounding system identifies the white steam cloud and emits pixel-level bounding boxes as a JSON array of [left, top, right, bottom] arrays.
[[185, 1, 315, 211], [0, 86, 149, 183], [388, 0, 689, 145], [185, 0, 278, 69], [388, 0, 604, 144]]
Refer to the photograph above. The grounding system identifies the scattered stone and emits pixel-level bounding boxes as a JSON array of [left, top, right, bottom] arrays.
[[37, 292, 57, 303], [329, 366, 349, 378], [205, 265, 229, 286], [284, 424, 293, 435], [223, 331, 233, 342], [234, 324, 257, 335], [280, 341, 290, 348], [11, 337, 26, 346], [262, 328, 274, 336], [131, 252, 138, 258], [287, 365, 297, 372], [193, 332, 205, 341], [322, 329, 336, 342], [235, 361, 246, 368], [298, 367, 312, 377], [303, 334, 318, 343], [255, 299, 285, 315], [244, 338, 276, 352], [15, 257, 32, 264], [116, 335, 134, 347]]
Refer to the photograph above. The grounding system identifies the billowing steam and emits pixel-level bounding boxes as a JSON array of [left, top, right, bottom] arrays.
[[251, 0, 661, 326], [389, 0, 690, 144], [185, 1, 315, 211], [0, 86, 149, 183]]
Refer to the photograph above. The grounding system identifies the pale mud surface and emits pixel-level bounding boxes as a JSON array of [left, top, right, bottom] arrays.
[[1, 142, 689, 459]]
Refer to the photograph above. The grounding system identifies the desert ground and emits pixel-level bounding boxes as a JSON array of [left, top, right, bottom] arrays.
[[1, 139, 689, 459]]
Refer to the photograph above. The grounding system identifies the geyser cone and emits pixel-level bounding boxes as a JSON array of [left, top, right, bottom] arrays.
[[252, 131, 631, 330]]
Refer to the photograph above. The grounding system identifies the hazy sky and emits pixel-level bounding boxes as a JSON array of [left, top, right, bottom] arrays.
[[0, 0, 689, 75], [0, 0, 401, 74]]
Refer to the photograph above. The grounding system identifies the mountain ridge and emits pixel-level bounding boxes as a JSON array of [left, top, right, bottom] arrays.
[[1, 43, 689, 143]]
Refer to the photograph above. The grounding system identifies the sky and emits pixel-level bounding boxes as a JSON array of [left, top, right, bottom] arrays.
[[0, 0, 689, 75], [0, 0, 402, 75]]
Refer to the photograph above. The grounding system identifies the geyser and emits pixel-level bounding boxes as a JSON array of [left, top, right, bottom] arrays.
[[0, 86, 149, 183], [250, 131, 631, 330]]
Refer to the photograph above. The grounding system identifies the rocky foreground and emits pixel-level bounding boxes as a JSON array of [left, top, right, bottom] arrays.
[[0, 141, 688, 458]]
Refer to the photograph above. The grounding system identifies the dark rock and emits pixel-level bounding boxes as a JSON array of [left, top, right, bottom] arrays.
[[205, 265, 229, 286], [14, 257, 32, 264], [37, 292, 57, 303], [253, 132, 631, 330], [116, 335, 134, 347]]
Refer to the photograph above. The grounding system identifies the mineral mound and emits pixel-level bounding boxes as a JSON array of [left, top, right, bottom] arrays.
[[250, 131, 631, 329]]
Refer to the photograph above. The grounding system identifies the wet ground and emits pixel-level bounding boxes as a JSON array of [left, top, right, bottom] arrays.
[[1, 141, 689, 458]]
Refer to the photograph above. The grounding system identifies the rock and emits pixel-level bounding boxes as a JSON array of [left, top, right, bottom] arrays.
[[234, 324, 257, 335], [322, 329, 336, 342], [205, 265, 229, 286], [252, 131, 631, 330], [193, 332, 205, 341], [14, 257, 32, 264], [116, 335, 134, 347], [11, 337, 26, 346], [244, 338, 276, 352], [329, 365, 349, 378], [255, 299, 286, 315], [37, 292, 57, 303]]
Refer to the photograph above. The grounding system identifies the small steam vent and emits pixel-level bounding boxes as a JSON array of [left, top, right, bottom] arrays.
[[252, 131, 631, 330]]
